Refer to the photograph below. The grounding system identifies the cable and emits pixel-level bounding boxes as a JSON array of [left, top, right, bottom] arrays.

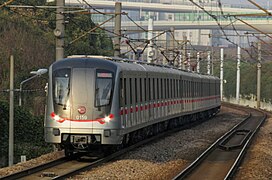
[[0, 0, 15, 9], [125, 14, 148, 32], [121, 30, 167, 56], [189, 0, 262, 61], [67, 15, 116, 45], [81, 0, 108, 16]]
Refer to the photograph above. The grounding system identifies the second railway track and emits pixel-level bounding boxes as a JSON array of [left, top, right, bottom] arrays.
[[173, 104, 267, 180]]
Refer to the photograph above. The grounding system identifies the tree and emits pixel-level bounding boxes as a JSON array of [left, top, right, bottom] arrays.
[[65, 13, 113, 56]]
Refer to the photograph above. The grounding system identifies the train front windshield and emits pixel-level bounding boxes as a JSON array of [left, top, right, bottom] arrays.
[[95, 70, 113, 107], [53, 68, 70, 107], [52, 68, 114, 119]]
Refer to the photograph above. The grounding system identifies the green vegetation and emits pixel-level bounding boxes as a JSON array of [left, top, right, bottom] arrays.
[[0, 0, 113, 167], [0, 0, 114, 106], [205, 58, 272, 102], [1, 0, 272, 168], [0, 101, 52, 167]]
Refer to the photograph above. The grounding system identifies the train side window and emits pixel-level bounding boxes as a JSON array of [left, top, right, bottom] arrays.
[[187, 80, 189, 98], [148, 78, 152, 101], [181, 80, 183, 98], [187, 81, 189, 98], [124, 78, 127, 106], [173, 79, 177, 98], [157, 78, 159, 100], [167, 79, 169, 99], [182, 79, 184, 98], [144, 78, 147, 102], [129, 78, 132, 105], [173, 79, 175, 98], [153, 78, 157, 100], [168, 79, 170, 99], [140, 78, 142, 103], [153, 78, 155, 100], [193, 82, 195, 97], [170, 79, 172, 99], [184, 80, 186, 98], [190, 81, 192, 97], [120, 78, 123, 107], [163, 79, 167, 99], [178, 79, 180, 98], [176, 79, 178, 98], [191, 81, 193, 97], [170, 79, 173, 99], [150, 78, 154, 101], [161, 79, 163, 100], [152, 78, 154, 101], [135, 78, 138, 103], [177, 79, 178, 98]]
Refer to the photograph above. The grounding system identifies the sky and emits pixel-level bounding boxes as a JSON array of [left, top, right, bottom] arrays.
[[222, 0, 270, 6]]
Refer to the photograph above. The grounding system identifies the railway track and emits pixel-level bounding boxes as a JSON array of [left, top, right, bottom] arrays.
[[173, 104, 267, 180], [1, 145, 141, 180], [1, 111, 214, 180], [3, 104, 247, 180]]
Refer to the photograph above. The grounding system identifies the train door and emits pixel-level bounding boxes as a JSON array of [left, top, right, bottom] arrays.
[[70, 68, 95, 132]]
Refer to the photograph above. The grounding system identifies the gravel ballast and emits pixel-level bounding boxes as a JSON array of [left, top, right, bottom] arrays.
[[73, 106, 246, 179], [1, 105, 271, 179]]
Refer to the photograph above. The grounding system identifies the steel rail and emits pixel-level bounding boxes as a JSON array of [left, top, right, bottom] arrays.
[[52, 111, 218, 179], [1, 108, 220, 179], [0, 157, 68, 180], [224, 111, 267, 179], [173, 105, 266, 180]]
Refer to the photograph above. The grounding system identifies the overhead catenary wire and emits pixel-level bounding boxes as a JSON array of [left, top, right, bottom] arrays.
[[189, 0, 269, 61], [121, 30, 168, 56], [81, 0, 107, 16], [68, 15, 116, 45], [247, 0, 272, 16], [125, 14, 148, 32], [0, 0, 15, 9]]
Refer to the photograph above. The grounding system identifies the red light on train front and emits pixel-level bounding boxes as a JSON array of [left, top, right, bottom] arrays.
[[50, 112, 65, 123], [78, 106, 86, 114], [98, 114, 114, 124]]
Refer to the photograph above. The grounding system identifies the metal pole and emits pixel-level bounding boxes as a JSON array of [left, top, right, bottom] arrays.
[[207, 51, 211, 75], [178, 50, 182, 69], [182, 35, 187, 70], [147, 14, 153, 63], [236, 46, 241, 104], [196, 52, 200, 73], [55, 0, 65, 61], [9, 55, 14, 166], [114, 2, 121, 57], [187, 52, 191, 71], [211, 47, 214, 75], [19, 75, 38, 106], [19, 85, 22, 107], [257, 42, 261, 108], [220, 48, 224, 101], [170, 27, 175, 66]]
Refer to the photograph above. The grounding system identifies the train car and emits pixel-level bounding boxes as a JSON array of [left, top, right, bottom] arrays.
[[44, 56, 221, 156]]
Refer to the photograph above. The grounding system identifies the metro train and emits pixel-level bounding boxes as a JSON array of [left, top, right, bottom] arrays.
[[44, 56, 221, 156]]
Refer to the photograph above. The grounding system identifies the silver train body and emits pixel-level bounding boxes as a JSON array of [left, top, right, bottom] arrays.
[[44, 56, 221, 154]]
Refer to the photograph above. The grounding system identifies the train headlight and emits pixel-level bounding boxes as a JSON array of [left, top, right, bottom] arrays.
[[54, 115, 61, 121], [99, 114, 114, 124], [50, 112, 65, 123], [104, 116, 111, 123]]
